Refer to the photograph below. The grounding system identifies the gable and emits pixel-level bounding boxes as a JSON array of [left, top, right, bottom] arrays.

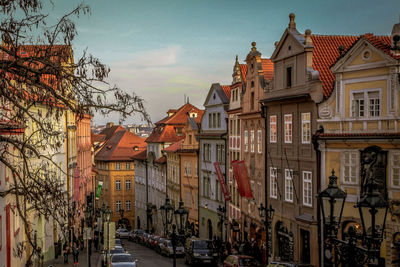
[[203, 84, 228, 107], [273, 32, 305, 61]]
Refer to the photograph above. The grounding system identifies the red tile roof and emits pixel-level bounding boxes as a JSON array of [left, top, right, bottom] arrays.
[[363, 34, 400, 60], [221, 85, 231, 100], [310, 35, 359, 98], [164, 139, 184, 153], [132, 149, 147, 160], [92, 133, 106, 143], [95, 129, 146, 161], [147, 103, 203, 143], [261, 58, 274, 80], [155, 155, 167, 164], [99, 125, 125, 141], [240, 64, 248, 84]]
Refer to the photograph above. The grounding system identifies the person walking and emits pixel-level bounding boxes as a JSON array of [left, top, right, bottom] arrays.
[[72, 242, 79, 266], [63, 242, 69, 264]]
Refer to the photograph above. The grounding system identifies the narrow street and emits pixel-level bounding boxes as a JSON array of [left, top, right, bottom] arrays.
[[122, 240, 187, 267]]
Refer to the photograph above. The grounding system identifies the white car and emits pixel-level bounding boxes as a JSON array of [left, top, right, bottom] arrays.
[[110, 253, 138, 267], [116, 228, 131, 239]]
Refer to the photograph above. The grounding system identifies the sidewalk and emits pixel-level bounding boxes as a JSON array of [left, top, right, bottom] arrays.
[[46, 248, 102, 267]]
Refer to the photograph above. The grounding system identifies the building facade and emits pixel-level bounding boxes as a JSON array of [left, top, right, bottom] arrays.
[[315, 21, 400, 265], [198, 83, 230, 240], [165, 139, 183, 209]]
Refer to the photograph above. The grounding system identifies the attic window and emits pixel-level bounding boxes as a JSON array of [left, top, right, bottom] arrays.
[[286, 67, 292, 87], [213, 94, 216, 100], [362, 49, 372, 61], [176, 127, 183, 136], [288, 45, 291, 51], [133, 146, 139, 151], [190, 112, 198, 118]]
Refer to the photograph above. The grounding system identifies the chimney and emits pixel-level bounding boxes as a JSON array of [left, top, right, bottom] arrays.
[[288, 13, 296, 29]]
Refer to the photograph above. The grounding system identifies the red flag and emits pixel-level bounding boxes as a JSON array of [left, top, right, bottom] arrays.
[[213, 162, 231, 202], [232, 160, 253, 199]]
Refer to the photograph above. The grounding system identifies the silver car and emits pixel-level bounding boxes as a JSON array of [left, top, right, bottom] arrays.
[[110, 253, 138, 267], [160, 240, 184, 257], [116, 228, 131, 239]]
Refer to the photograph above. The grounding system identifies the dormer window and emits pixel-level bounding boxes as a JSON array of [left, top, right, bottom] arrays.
[[190, 112, 197, 118], [175, 127, 183, 135], [286, 67, 292, 87]]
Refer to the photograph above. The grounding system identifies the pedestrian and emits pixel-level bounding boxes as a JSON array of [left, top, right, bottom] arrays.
[[63, 242, 69, 264], [72, 242, 79, 266]]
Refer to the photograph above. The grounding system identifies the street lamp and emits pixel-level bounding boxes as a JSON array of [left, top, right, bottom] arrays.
[[160, 197, 174, 236], [217, 205, 226, 242], [104, 205, 112, 267], [258, 203, 274, 264], [357, 180, 388, 266], [174, 200, 189, 235]]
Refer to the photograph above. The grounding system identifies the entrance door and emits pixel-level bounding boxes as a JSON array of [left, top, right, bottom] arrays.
[[300, 229, 310, 264], [6, 204, 11, 267], [207, 220, 213, 240]]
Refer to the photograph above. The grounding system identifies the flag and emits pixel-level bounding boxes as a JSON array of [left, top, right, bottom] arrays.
[[232, 160, 253, 199], [213, 162, 231, 201], [96, 181, 103, 199]]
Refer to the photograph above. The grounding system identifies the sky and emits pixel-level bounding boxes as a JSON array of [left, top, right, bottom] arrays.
[[49, 0, 400, 125]]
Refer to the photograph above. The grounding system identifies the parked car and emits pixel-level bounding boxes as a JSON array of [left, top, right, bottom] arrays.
[[101, 246, 126, 267], [184, 238, 218, 265], [129, 229, 144, 242], [110, 253, 138, 267], [146, 234, 154, 247], [151, 236, 160, 249], [116, 228, 131, 239], [115, 238, 124, 247], [224, 255, 260, 267], [161, 239, 185, 257], [141, 233, 149, 245], [267, 262, 314, 267], [155, 237, 167, 254]]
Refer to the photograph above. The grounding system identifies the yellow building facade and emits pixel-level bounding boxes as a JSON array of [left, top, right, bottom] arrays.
[[316, 30, 400, 265]]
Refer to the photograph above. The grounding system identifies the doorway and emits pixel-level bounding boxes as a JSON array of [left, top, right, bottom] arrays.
[[207, 219, 213, 240], [300, 229, 310, 264]]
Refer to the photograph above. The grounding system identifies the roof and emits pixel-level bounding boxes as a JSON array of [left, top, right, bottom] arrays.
[[363, 34, 400, 60], [188, 117, 199, 130], [154, 155, 167, 164], [221, 85, 231, 100], [146, 125, 185, 143], [240, 64, 247, 84], [99, 125, 125, 141], [95, 129, 146, 161], [261, 58, 274, 80], [310, 35, 358, 98], [132, 149, 147, 160], [92, 133, 106, 143], [156, 103, 202, 125], [164, 139, 184, 153]]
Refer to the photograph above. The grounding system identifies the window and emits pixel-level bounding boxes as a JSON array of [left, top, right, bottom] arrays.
[[216, 144, 225, 164], [203, 143, 211, 162], [209, 113, 212, 128], [251, 92, 255, 110], [302, 171, 312, 207], [286, 67, 292, 87], [116, 163, 121, 170], [270, 167, 278, 199], [244, 131, 248, 152], [250, 130, 255, 153], [369, 91, 380, 117], [285, 169, 293, 202], [189, 134, 192, 144], [342, 152, 358, 184], [126, 179, 131, 190], [212, 113, 216, 128], [351, 90, 381, 118], [257, 182, 262, 205], [126, 163, 131, 170], [116, 201, 122, 211], [185, 191, 191, 206], [301, 113, 311, 144], [187, 162, 192, 175], [126, 200, 131, 211], [217, 113, 221, 128], [215, 179, 221, 201], [352, 93, 364, 117], [391, 152, 400, 188], [203, 172, 211, 198], [270, 116, 277, 143], [116, 180, 121, 190], [284, 114, 292, 143], [257, 130, 262, 154]]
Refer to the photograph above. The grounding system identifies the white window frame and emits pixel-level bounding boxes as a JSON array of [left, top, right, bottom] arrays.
[[244, 130, 248, 152], [257, 130, 262, 154], [270, 167, 278, 199], [284, 114, 292, 144], [116, 201, 121, 211], [126, 162, 131, 170], [270, 115, 277, 143], [350, 89, 382, 118], [284, 169, 293, 202], [126, 200, 131, 211], [116, 180, 121, 191], [301, 113, 311, 144], [302, 171, 312, 207], [341, 151, 358, 185], [250, 130, 255, 153], [126, 179, 131, 190], [116, 162, 121, 170], [390, 151, 400, 189]]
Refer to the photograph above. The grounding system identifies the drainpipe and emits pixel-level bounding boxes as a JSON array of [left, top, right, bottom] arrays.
[[312, 127, 323, 267]]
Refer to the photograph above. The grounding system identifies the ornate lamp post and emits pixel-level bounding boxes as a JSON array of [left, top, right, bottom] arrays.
[[174, 200, 189, 235], [318, 170, 346, 266], [258, 203, 274, 264], [217, 205, 226, 242], [357, 180, 388, 266], [104, 205, 112, 267], [160, 197, 174, 236]]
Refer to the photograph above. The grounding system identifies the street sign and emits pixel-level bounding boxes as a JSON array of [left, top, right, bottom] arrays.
[[104, 222, 115, 250], [83, 227, 92, 240], [96, 181, 103, 199]]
